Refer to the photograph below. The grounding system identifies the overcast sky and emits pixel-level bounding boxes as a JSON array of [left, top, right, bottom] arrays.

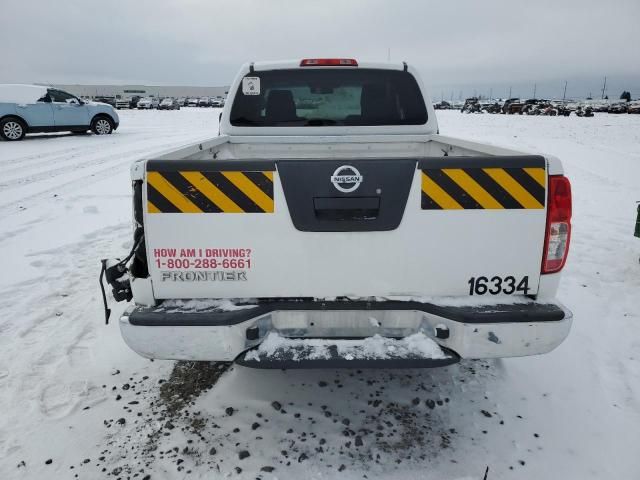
[[1, 0, 638, 99]]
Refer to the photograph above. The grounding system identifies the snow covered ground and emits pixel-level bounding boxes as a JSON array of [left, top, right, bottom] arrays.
[[0, 109, 639, 479]]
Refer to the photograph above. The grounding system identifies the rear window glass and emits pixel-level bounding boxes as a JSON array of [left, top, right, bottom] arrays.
[[230, 68, 427, 127]]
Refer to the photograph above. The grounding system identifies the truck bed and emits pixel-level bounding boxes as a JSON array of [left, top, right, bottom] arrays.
[[147, 133, 563, 175]]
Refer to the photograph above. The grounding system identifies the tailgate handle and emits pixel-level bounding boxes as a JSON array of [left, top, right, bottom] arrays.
[[313, 197, 380, 221]]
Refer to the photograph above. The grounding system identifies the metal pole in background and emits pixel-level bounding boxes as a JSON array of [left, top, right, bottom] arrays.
[[601, 76, 607, 99], [562, 81, 567, 104]]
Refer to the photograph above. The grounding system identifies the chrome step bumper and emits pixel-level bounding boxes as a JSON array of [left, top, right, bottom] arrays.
[[119, 299, 572, 363]]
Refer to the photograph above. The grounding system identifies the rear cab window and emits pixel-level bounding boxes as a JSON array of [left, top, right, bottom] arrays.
[[230, 68, 427, 127]]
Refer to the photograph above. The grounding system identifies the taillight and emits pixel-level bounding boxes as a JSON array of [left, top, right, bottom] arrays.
[[542, 175, 572, 274], [300, 58, 358, 67]]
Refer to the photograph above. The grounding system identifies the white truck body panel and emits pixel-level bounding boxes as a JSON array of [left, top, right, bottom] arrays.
[[144, 163, 547, 299]]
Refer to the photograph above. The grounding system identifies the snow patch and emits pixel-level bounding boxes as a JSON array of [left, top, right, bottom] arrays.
[[158, 298, 258, 312], [244, 332, 448, 362], [316, 294, 534, 307]]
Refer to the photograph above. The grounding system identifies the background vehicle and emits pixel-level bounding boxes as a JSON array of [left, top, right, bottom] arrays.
[[502, 98, 523, 114], [434, 100, 452, 110], [608, 103, 628, 114], [105, 59, 572, 369], [482, 101, 502, 114], [210, 97, 224, 108], [0, 84, 119, 140], [158, 98, 181, 110], [129, 95, 141, 109], [94, 96, 117, 108], [198, 97, 210, 107], [461, 97, 482, 113], [187, 97, 199, 107], [137, 97, 159, 109], [575, 106, 594, 117], [115, 98, 130, 109]]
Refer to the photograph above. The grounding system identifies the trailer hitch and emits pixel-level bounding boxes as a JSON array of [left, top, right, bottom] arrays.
[[99, 234, 142, 324]]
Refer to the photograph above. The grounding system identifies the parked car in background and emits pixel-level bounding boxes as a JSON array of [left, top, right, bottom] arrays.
[[608, 103, 628, 114], [187, 97, 199, 107], [158, 98, 181, 110], [0, 84, 119, 141], [502, 98, 524, 114], [461, 97, 482, 113], [433, 100, 452, 110], [128, 96, 141, 109], [115, 98, 130, 109], [94, 96, 117, 108], [137, 97, 159, 109], [591, 102, 610, 113], [482, 102, 502, 114], [177, 97, 187, 107], [198, 97, 210, 107], [575, 106, 594, 117]]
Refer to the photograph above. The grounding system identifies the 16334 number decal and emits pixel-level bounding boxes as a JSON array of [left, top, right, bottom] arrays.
[[468, 275, 530, 295]]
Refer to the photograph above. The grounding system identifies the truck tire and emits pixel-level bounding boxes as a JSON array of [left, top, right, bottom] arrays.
[[0, 117, 26, 141], [91, 116, 114, 135]]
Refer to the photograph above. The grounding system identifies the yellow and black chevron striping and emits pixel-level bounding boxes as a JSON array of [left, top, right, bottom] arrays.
[[421, 167, 546, 210], [147, 171, 275, 213]]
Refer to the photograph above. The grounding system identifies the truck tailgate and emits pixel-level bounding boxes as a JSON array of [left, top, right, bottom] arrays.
[[143, 156, 547, 299]]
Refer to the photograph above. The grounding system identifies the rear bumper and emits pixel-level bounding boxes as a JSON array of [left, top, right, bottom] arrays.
[[119, 299, 572, 364]]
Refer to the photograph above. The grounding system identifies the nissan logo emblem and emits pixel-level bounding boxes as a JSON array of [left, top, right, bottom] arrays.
[[330, 165, 363, 193]]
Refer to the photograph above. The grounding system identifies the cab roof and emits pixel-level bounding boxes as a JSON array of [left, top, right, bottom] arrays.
[[247, 59, 408, 72]]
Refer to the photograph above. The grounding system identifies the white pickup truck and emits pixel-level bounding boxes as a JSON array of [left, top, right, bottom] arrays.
[[102, 58, 572, 368]]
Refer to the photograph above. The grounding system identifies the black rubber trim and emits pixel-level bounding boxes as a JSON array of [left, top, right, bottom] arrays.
[[235, 346, 460, 370], [26, 124, 90, 133], [128, 299, 566, 327], [147, 159, 276, 172], [418, 155, 546, 169]]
